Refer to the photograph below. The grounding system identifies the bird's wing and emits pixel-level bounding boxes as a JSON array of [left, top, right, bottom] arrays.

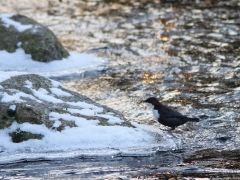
[[160, 117, 187, 127], [157, 106, 185, 118]]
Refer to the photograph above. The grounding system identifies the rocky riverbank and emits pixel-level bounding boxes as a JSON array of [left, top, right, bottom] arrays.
[[0, 0, 240, 179]]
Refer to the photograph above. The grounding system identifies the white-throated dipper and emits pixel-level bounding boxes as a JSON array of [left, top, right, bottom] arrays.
[[143, 97, 199, 130]]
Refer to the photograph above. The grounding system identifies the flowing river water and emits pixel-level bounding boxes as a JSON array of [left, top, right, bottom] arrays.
[[1, 0, 240, 179]]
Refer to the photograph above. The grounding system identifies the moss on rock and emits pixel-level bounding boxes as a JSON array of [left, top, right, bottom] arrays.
[[16, 105, 43, 125], [9, 128, 43, 143], [0, 104, 15, 129]]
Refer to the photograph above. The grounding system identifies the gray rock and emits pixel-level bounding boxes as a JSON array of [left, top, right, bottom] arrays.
[[0, 74, 134, 143], [0, 14, 69, 62], [9, 128, 43, 143], [183, 147, 240, 170], [0, 104, 15, 129]]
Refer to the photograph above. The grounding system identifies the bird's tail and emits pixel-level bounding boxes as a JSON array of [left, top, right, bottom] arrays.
[[187, 118, 199, 122]]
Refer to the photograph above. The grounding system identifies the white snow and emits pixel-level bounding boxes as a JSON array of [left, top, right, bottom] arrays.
[[0, 121, 159, 155], [32, 88, 63, 103], [97, 114, 124, 124], [67, 108, 124, 124], [0, 14, 33, 32], [17, 42, 22, 47], [49, 112, 100, 127], [51, 80, 64, 88], [9, 104, 16, 111], [52, 120, 61, 128], [1, 91, 42, 103], [67, 101, 103, 113], [1, 92, 23, 103], [50, 88, 72, 97], [25, 80, 33, 88], [67, 108, 123, 124], [0, 48, 107, 79], [0, 103, 169, 163], [67, 108, 96, 116]]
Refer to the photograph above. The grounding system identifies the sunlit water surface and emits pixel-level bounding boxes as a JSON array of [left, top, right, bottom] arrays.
[[0, 0, 240, 179]]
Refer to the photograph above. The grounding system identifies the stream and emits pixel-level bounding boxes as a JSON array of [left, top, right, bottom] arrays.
[[1, 0, 240, 179]]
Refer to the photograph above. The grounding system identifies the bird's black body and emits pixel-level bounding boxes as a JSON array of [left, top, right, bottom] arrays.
[[144, 97, 199, 130]]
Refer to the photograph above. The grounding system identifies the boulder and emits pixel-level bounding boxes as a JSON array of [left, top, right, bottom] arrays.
[[0, 74, 134, 143], [0, 14, 69, 62]]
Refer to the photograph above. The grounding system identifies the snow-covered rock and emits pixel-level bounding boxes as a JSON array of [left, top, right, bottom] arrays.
[[0, 74, 179, 163], [0, 74, 134, 142], [0, 14, 69, 62]]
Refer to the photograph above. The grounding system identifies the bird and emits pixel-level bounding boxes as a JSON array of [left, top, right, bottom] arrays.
[[143, 97, 199, 130]]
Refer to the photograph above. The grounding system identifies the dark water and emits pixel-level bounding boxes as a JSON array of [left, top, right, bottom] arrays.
[[1, 151, 240, 179], [1, 0, 240, 179], [0, 152, 180, 179]]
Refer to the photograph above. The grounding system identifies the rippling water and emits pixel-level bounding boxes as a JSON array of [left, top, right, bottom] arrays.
[[1, 0, 240, 179]]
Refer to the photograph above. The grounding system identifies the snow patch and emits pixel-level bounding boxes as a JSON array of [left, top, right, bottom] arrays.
[[67, 108, 96, 116], [67, 101, 103, 113], [0, 14, 33, 32], [9, 104, 16, 111], [25, 80, 33, 88], [97, 114, 124, 124], [32, 88, 63, 103], [51, 80, 64, 88], [50, 88, 72, 97], [49, 112, 99, 127], [0, 120, 159, 154], [0, 48, 107, 80]]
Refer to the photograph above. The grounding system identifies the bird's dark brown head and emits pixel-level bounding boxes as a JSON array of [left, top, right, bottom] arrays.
[[143, 97, 161, 106]]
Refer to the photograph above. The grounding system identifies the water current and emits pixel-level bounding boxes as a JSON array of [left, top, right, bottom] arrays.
[[0, 0, 240, 179]]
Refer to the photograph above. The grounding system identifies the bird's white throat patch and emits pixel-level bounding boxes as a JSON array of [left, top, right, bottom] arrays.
[[152, 109, 160, 120], [147, 103, 160, 120]]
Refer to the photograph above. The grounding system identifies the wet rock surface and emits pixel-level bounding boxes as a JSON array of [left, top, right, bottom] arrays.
[[59, 0, 240, 156], [0, 14, 69, 61], [1, 152, 240, 179], [1, 0, 240, 179], [183, 148, 240, 170]]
